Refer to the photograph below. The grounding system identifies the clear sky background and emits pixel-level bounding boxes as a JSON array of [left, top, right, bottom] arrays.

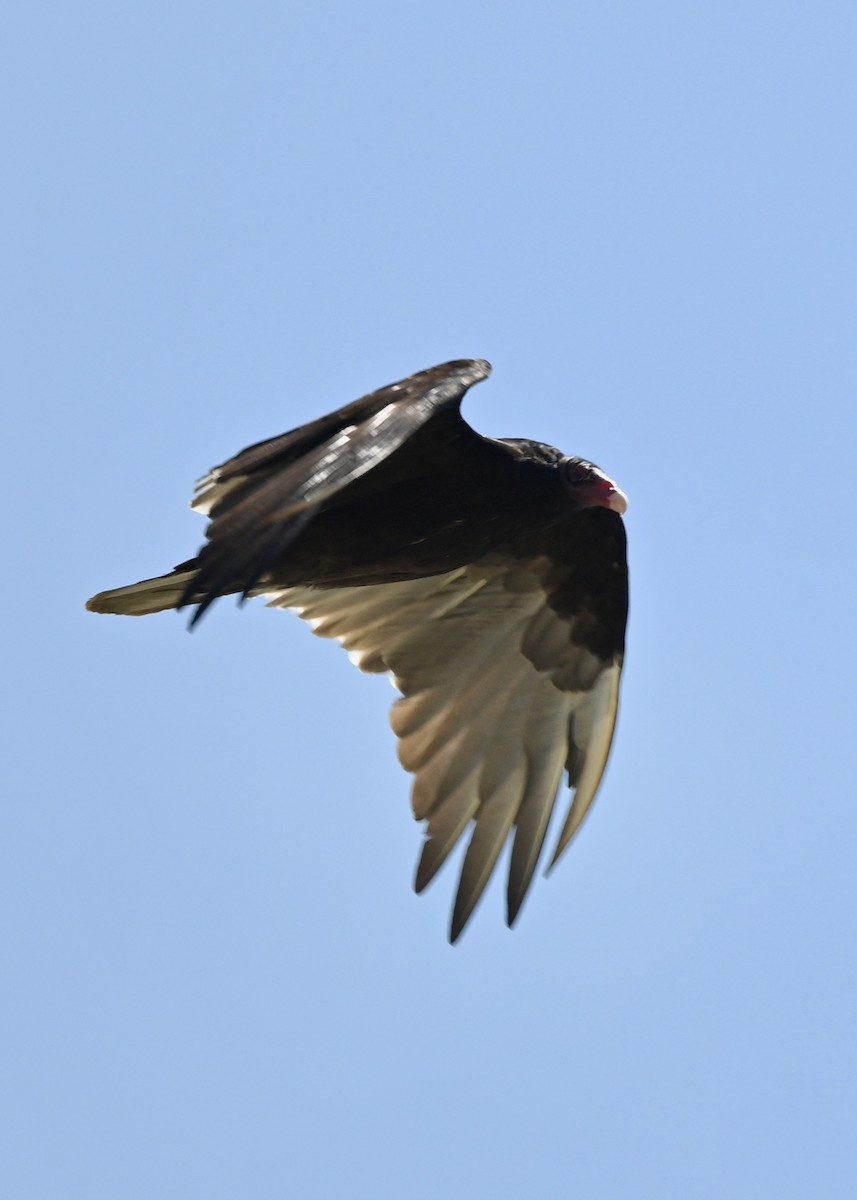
[[4, 2, 856, 1197]]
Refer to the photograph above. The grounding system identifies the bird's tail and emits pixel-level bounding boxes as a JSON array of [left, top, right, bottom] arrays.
[[86, 568, 199, 616]]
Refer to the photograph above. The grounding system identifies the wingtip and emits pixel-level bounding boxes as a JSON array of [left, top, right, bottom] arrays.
[[448, 878, 489, 944], [448, 913, 467, 945], [545, 811, 587, 874], [184, 598, 213, 629], [505, 890, 528, 931], [544, 840, 568, 876], [435, 358, 491, 387], [448, 884, 476, 944], [460, 358, 492, 384]]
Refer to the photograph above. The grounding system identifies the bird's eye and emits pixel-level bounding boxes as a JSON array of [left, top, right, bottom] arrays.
[[561, 459, 595, 487]]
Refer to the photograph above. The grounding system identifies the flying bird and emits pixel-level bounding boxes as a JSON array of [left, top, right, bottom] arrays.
[[87, 359, 629, 941]]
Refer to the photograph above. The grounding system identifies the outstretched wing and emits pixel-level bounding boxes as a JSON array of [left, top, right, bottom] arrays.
[[182, 358, 492, 622], [265, 519, 626, 942]]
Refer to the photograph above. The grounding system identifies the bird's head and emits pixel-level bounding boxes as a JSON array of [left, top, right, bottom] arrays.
[[561, 457, 628, 515]]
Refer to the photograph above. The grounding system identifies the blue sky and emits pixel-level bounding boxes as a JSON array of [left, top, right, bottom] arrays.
[[4, 2, 857, 1196]]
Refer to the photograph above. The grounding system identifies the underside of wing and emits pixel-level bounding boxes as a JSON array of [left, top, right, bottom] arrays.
[[264, 556, 622, 942]]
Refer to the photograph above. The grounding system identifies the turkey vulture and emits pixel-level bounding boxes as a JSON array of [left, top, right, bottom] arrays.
[[87, 359, 629, 941]]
